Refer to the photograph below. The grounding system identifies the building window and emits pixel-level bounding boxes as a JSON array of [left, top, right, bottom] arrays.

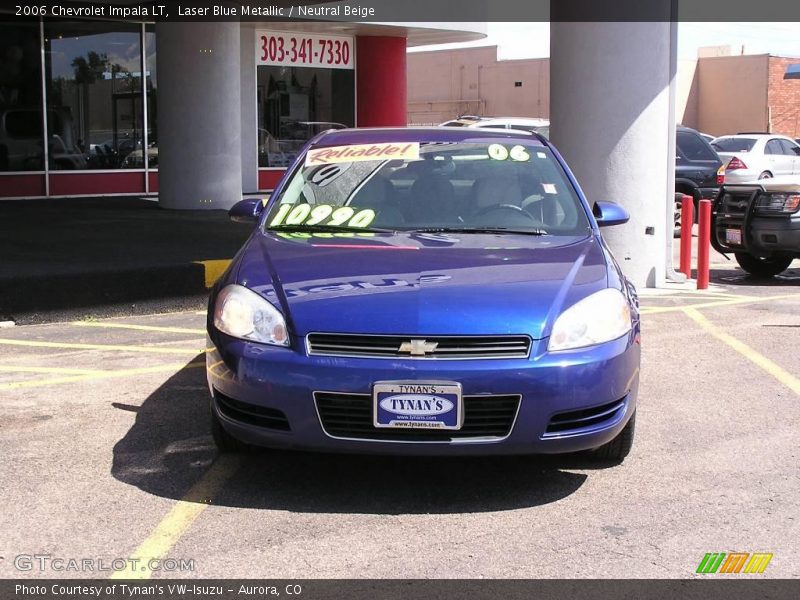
[[144, 24, 157, 169], [0, 18, 44, 172], [44, 20, 143, 170], [257, 65, 354, 168]]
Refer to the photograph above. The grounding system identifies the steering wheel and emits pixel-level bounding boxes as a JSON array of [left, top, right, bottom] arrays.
[[473, 203, 542, 225]]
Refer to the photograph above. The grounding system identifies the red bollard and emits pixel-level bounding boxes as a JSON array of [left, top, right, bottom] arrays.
[[679, 194, 694, 277], [697, 199, 712, 290]]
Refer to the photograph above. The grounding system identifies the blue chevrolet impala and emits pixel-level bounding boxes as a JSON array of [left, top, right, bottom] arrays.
[[206, 127, 640, 462]]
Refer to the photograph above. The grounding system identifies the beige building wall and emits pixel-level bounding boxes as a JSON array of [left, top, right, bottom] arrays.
[[409, 46, 791, 138], [695, 54, 769, 136], [407, 46, 549, 124], [676, 57, 699, 128]]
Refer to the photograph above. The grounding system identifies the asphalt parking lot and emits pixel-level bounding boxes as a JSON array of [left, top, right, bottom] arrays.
[[1, 263, 798, 579]]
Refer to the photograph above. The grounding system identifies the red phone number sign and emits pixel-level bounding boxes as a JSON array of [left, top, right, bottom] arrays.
[[256, 31, 354, 70]]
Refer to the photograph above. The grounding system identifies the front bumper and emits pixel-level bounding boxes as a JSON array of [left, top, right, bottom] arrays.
[[714, 217, 800, 256], [742, 216, 800, 257], [207, 331, 640, 456]]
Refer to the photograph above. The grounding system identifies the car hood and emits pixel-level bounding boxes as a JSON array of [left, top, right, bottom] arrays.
[[235, 231, 610, 339]]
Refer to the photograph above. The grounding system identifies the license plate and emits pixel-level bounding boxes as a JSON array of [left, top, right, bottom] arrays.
[[373, 382, 463, 429], [725, 228, 742, 245]]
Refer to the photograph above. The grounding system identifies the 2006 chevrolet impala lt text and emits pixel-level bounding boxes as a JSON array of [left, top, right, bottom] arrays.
[[206, 127, 640, 461]]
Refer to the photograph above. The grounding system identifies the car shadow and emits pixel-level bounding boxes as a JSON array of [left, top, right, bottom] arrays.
[[111, 357, 589, 514], [710, 265, 800, 286]]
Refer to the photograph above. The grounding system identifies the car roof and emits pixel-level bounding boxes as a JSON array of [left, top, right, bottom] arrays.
[[715, 133, 792, 140], [471, 117, 549, 126], [310, 126, 545, 147]]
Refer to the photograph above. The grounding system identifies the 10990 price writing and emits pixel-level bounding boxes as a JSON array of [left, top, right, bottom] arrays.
[[259, 34, 352, 68]]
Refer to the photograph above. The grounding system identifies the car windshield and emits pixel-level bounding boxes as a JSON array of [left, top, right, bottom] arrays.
[[711, 137, 757, 153], [264, 140, 591, 235]]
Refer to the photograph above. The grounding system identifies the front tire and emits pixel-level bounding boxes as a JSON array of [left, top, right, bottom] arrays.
[[734, 253, 793, 277], [591, 411, 635, 462], [211, 408, 250, 453]]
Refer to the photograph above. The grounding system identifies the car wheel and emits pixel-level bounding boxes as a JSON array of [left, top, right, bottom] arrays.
[[673, 201, 682, 238], [211, 408, 250, 453], [590, 411, 636, 463], [758, 171, 773, 180], [734, 253, 794, 278]]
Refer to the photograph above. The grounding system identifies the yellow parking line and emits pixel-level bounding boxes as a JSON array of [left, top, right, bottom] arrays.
[[0, 338, 206, 355], [642, 293, 798, 315], [111, 454, 244, 580], [72, 321, 206, 335], [0, 361, 205, 390], [194, 259, 232, 288], [684, 308, 800, 396], [0, 365, 106, 375]]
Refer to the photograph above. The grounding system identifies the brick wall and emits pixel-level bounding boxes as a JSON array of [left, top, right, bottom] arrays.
[[768, 56, 800, 138]]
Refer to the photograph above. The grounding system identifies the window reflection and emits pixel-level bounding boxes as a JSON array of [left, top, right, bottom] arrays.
[[44, 20, 142, 170], [257, 66, 354, 168], [120, 26, 157, 169], [0, 19, 44, 171]]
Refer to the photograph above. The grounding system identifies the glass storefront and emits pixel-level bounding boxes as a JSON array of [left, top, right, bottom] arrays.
[[44, 20, 143, 170], [257, 65, 354, 168], [0, 18, 44, 171], [1, 18, 360, 195]]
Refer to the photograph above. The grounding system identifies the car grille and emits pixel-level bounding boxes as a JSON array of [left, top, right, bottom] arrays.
[[306, 333, 531, 359], [543, 397, 626, 436], [215, 390, 291, 431], [718, 191, 753, 217], [315, 392, 521, 441]]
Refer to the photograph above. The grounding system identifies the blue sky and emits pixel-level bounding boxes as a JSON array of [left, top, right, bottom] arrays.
[[408, 22, 800, 60]]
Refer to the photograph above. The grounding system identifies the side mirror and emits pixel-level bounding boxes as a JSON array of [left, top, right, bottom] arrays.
[[593, 201, 630, 227], [229, 198, 267, 223]]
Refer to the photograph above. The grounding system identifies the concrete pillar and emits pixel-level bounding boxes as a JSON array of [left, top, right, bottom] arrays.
[[550, 20, 676, 288], [156, 22, 242, 209], [356, 36, 407, 126], [239, 24, 258, 194]]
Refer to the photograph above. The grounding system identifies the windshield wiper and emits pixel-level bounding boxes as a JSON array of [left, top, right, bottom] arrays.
[[268, 224, 395, 233], [410, 227, 548, 236]]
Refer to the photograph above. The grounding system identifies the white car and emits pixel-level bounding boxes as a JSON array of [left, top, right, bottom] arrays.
[[467, 117, 550, 138], [711, 134, 800, 183]]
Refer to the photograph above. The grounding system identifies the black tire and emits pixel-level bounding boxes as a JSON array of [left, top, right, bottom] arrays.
[[758, 171, 773, 180], [591, 411, 636, 462], [211, 408, 250, 453], [734, 253, 793, 278], [673, 201, 682, 238]]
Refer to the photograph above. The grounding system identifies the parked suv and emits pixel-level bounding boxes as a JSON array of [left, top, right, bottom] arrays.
[[711, 180, 800, 277], [674, 125, 724, 235]]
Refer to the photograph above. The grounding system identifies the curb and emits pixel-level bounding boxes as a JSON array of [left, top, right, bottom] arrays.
[[0, 260, 231, 317]]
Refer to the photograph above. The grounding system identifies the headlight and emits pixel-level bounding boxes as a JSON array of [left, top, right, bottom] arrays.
[[756, 193, 800, 215], [548, 288, 632, 352], [213, 284, 289, 346]]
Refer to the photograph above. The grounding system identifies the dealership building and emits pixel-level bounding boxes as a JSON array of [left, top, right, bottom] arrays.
[[2, 2, 699, 289], [0, 14, 483, 205]]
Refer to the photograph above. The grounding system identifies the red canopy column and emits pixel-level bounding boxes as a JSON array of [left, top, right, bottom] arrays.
[[356, 36, 407, 127]]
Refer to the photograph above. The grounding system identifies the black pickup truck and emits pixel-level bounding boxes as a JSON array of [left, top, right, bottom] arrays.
[[711, 180, 800, 277]]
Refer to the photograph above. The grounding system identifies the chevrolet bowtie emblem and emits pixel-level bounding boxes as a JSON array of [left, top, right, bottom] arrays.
[[398, 339, 439, 356]]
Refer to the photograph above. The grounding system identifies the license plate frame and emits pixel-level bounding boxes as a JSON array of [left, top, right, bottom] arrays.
[[725, 228, 742, 245], [373, 381, 463, 430]]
